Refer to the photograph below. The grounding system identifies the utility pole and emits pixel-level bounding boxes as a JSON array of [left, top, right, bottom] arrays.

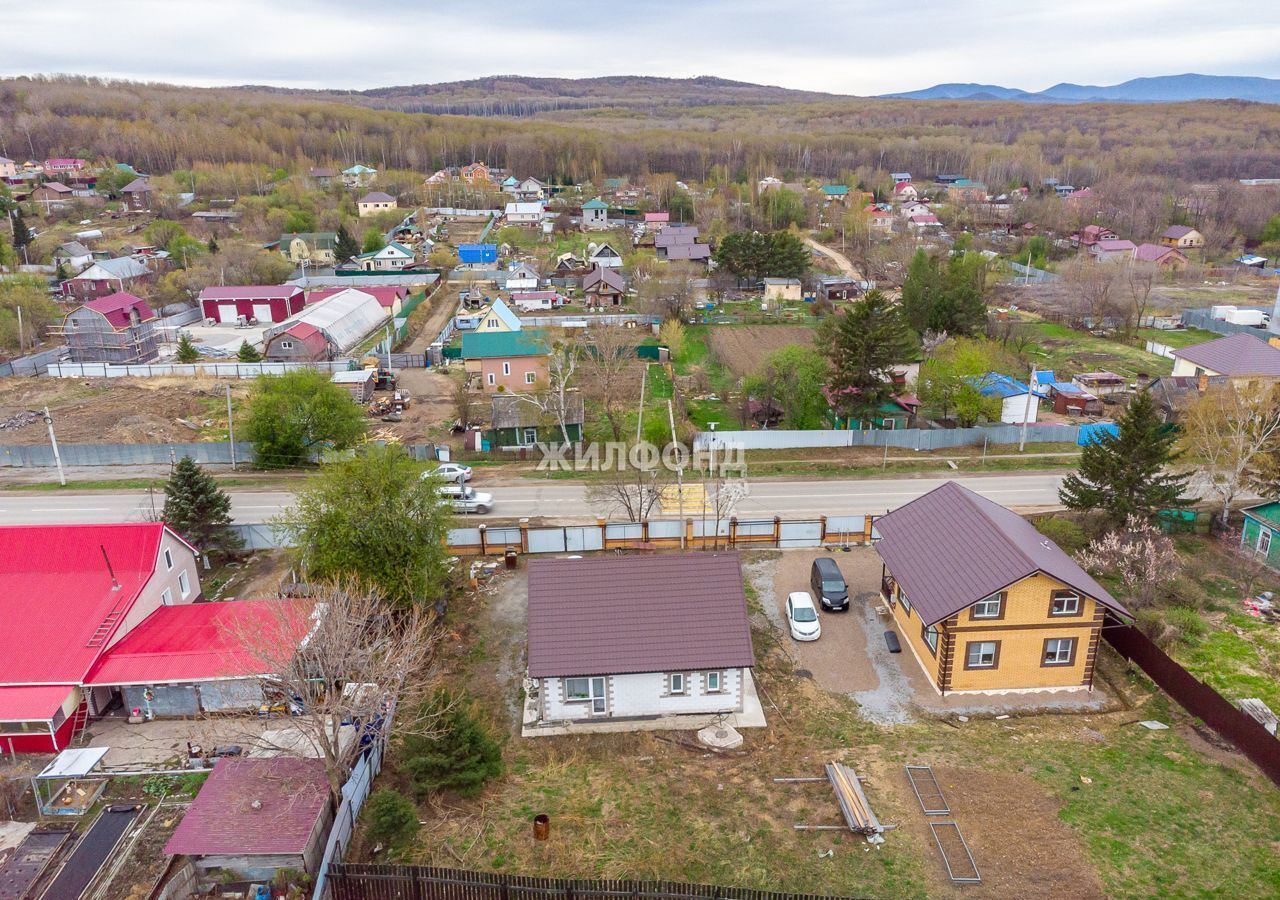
[[42, 407, 65, 487], [1019, 366, 1037, 452], [15, 306, 23, 354], [226, 384, 237, 471], [668, 400, 685, 550]]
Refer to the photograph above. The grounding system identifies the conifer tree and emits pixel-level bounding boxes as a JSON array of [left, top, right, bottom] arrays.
[[1059, 391, 1190, 523], [162, 455, 242, 558], [175, 333, 200, 362], [401, 692, 502, 798], [335, 224, 360, 262], [237, 340, 262, 362]]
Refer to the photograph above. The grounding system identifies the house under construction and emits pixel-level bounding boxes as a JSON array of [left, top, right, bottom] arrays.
[[59, 292, 161, 363]]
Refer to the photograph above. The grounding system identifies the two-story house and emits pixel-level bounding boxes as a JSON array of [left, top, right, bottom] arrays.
[[357, 191, 398, 217], [875, 482, 1131, 694], [581, 197, 610, 230], [461, 329, 549, 393]]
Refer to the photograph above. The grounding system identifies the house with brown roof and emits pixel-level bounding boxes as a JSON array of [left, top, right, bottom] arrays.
[[1132, 243, 1188, 270], [582, 265, 625, 307], [31, 181, 75, 212], [1170, 333, 1280, 384], [121, 177, 155, 211], [523, 553, 763, 735], [357, 191, 398, 218], [1160, 225, 1205, 250], [875, 482, 1130, 694]]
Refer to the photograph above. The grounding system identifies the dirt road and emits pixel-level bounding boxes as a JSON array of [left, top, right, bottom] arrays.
[[803, 235, 864, 282]]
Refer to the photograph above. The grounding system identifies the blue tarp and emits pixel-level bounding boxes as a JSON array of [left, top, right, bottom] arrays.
[[1077, 423, 1119, 445], [458, 243, 498, 264]]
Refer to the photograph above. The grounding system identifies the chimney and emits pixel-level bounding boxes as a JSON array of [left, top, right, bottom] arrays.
[[100, 544, 120, 591]]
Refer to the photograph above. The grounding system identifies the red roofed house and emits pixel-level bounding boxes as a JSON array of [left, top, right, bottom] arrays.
[[165, 757, 333, 884], [1072, 224, 1117, 248], [199, 285, 305, 324], [523, 553, 763, 735], [894, 181, 919, 202], [307, 285, 407, 316], [1132, 243, 1188, 270], [63, 291, 161, 363], [44, 158, 87, 175], [1089, 239, 1137, 263], [264, 321, 333, 362]]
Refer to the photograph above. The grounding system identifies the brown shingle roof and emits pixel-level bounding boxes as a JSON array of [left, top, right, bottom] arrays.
[[527, 553, 755, 678], [1171, 333, 1280, 377], [874, 481, 1128, 626]]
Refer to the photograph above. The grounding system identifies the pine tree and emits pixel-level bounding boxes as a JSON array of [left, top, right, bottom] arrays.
[[900, 250, 939, 334], [175, 333, 200, 362], [818, 289, 915, 421], [335, 224, 360, 262], [401, 692, 502, 798], [162, 455, 242, 558], [11, 211, 33, 249], [237, 340, 262, 362], [1060, 391, 1190, 523], [207, 236, 219, 254]]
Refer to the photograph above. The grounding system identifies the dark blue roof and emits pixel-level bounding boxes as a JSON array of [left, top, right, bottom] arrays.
[[459, 244, 498, 264]]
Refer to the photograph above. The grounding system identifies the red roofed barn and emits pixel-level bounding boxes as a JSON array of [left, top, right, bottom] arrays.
[[199, 285, 305, 324]]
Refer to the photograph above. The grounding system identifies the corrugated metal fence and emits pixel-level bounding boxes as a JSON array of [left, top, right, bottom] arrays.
[[1, 441, 254, 467], [693, 424, 1082, 451], [1180, 307, 1274, 337], [0, 347, 66, 377], [45, 360, 356, 379], [312, 736, 386, 900]]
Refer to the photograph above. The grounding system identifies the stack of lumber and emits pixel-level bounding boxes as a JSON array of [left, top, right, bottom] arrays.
[[825, 762, 883, 835]]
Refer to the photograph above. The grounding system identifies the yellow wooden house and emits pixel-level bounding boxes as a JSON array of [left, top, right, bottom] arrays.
[[874, 482, 1130, 694]]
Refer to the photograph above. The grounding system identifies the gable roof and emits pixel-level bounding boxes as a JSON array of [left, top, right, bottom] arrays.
[[663, 242, 712, 261], [654, 226, 699, 248], [1162, 225, 1197, 239], [583, 266, 625, 293], [821, 184, 850, 196], [1171, 333, 1280, 377], [281, 232, 337, 250], [482, 297, 523, 331], [491, 392, 584, 429], [82, 291, 156, 329], [165, 757, 328, 857], [75, 257, 150, 281], [461, 328, 547, 359], [526, 553, 755, 678], [273, 321, 330, 354], [1133, 243, 1183, 263], [121, 177, 152, 193], [973, 372, 1032, 399], [1093, 239, 1136, 252], [55, 241, 91, 258], [873, 482, 1128, 625]]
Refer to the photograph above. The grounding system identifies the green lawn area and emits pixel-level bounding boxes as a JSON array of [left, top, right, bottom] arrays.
[[1023, 321, 1175, 377], [1134, 326, 1218, 349]]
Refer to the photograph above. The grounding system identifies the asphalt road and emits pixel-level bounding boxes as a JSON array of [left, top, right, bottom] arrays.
[[0, 473, 1067, 525]]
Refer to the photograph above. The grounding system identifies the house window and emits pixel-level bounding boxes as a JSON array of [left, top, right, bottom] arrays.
[[522, 428, 538, 445], [280, 341, 294, 350], [922, 624, 939, 655], [965, 641, 999, 669], [525, 371, 536, 385], [487, 373, 496, 386], [900, 592, 912, 616], [161, 588, 173, 605], [1050, 591, 1082, 617], [971, 593, 1003, 619], [502, 362, 511, 376], [1043, 638, 1076, 666], [1259, 529, 1272, 554], [178, 570, 190, 598], [487, 319, 498, 328], [705, 671, 722, 693], [564, 676, 606, 714], [669, 673, 686, 695], [163, 548, 173, 570]]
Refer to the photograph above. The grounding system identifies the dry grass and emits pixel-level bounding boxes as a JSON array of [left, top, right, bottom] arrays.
[[705, 326, 816, 378]]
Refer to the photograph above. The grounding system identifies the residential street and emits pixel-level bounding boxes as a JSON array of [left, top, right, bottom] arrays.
[[0, 472, 1067, 525]]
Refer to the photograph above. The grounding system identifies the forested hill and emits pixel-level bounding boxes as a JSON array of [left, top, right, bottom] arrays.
[[245, 75, 841, 116]]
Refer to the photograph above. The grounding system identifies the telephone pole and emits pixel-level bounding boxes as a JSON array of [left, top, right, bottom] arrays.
[[227, 384, 237, 471], [42, 407, 66, 487]]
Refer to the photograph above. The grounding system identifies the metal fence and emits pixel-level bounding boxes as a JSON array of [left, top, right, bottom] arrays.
[[692, 424, 1082, 452], [44, 360, 356, 379], [1103, 618, 1280, 789], [312, 739, 386, 900], [1180, 307, 1274, 337], [1007, 262, 1058, 283], [0, 347, 66, 377], [1, 441, 253, 468], [326, 865, 860, 900]]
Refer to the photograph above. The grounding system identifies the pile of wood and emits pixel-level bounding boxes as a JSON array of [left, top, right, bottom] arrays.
[[825, 762, 885, 836]]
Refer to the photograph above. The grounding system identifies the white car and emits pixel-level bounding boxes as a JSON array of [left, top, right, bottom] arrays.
[[428, 463, 472, 483], [786, 591, 821, 642], [448, 487, 493, 515]]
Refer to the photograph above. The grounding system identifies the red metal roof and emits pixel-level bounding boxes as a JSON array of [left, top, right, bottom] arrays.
[[199, 285, 302, 301], [165, 757, 329, 857], [307, 287, 405, 309], [526, 553, 755, 678], [0, 524, 173, 687], [0, 685, 74, 721], [83, 292, 155, 329], [85, 599, 312, 686]]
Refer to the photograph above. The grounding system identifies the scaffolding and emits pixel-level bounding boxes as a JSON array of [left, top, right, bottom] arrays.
[[52, 307, 160, 364]]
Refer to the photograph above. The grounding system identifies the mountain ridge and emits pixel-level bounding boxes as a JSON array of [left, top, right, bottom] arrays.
[[887, 73, 1280, 103]]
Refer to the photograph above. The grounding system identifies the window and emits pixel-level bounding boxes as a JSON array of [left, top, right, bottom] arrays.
[[705, 671, 722, 693], [280, 340, 294, 350], [923, 624, 939, 655], [161, 588, 173, 605], [564, 676, 606, 714], [502, 362, 511, 376], [1043, 638, 1076, 666], [565, 678, 590, 699], [965, 641, 999, 669], [1259, 529, 1272, 554], [522, 428, 538, 445], [971, 593, 1003, 619], [525, 371, 536, 385], [163, 548, 173, 570], [486, 373, 495, 386], [1050, 591, 1082, 617], [669, 673, 686, 695], [178, 570, 190, 598], [487, 319, 498, 328], [900, 592, 912, 615]]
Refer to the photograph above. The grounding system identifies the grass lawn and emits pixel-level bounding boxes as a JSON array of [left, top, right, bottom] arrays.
[[1023, 321, 1174, 378], [1134, 326, 1218, 349]]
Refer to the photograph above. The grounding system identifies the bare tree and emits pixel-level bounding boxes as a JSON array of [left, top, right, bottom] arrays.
[[579, 325, 642, 441], [637, 262, 698, 320], [452, 374, 475, 430], [584, 466, 665, 521], [1060, 257, 1122, 329], [224, 585, 446, 804], [515, 335, 582, 448], [1180, 383, 1280, 524], [1123, 262, 1158, 335]]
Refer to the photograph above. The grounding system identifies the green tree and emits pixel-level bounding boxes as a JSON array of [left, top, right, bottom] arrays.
[[161, 455, 242, 558], [900, 250, 940, 334], [712, 230, 809, 282], [206, 236, 220, 254], [818, 290, 914, 421], [765, 230, 810, 279], [278, 444, 451, 606], [760, 188, 806, 228], [744, 344, 829, 428], [401, 691, 503, 798], [1059, 392, 1190, 523], [335, 223, 360, 261], [1259, 214, 1280, 244], [363, 790, 419, 851], [0, 275, 61, 353], [11, 211, 33, 250], [174, 333, 200, 362], [361, 228, 385, 254], [942, 250, 989, 336], [917, 337, 1004, 425], [237, 340, 262, 362], [0, 231, 15, 270], [244, 369, 366, 467], [669, 188, 694, 223], [283, 209, 317, 233]]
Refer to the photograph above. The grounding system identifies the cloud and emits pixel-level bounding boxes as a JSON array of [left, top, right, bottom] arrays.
[[1, 0, 1278, 94]]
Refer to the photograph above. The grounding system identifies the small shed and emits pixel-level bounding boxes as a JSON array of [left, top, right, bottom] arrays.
[[164, 757, 332, 884], [32, 747, 109, 816], [332, 369, 376, 403]]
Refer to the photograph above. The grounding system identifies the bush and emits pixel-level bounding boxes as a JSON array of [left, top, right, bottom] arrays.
[[1035, 516, 1088, 554], [1135, 606, 1205, 649], [1164, 606, 1208, 641], [402, 692, 503, 798], [364, 789, 420, 850], [1158, 574, 1214, 610]]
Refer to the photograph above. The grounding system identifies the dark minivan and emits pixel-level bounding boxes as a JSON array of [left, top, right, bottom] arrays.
[[810, 557, 849, 611]]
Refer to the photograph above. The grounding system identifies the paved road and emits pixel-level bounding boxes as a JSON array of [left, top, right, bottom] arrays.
[[0, 473, 1066, 525]]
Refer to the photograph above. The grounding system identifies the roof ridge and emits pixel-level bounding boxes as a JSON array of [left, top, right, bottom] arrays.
[[955, 484, 1045, 575]]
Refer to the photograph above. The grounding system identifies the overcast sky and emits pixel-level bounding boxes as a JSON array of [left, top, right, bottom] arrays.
[[4, 0, 1278, 95]]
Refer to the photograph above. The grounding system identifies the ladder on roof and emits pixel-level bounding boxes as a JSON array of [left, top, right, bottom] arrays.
[[85, 610, 125, 647]]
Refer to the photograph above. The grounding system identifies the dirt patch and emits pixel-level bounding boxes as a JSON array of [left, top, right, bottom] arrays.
[[706, 326, 815, 377], [98, 802, 189, 900], [208, 550, 296, 601], [893, 766, 1106, 899]]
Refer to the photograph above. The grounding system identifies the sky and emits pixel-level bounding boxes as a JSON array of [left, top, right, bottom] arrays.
[[4, 0, 1279, 95]]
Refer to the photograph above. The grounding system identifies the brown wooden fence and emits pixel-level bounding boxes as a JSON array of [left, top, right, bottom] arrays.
[[327, 865, 864, 900], [1102, 617, 1280, 788]]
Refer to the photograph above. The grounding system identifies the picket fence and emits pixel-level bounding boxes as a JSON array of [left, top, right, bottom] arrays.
[[692, 423, 1082, 452]]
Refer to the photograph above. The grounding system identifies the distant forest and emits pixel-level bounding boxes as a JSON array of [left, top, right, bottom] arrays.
[[3, 75, 1280, 190]]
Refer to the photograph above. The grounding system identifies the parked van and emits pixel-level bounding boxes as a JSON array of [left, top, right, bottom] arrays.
[[810, 557, 849, 611]]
